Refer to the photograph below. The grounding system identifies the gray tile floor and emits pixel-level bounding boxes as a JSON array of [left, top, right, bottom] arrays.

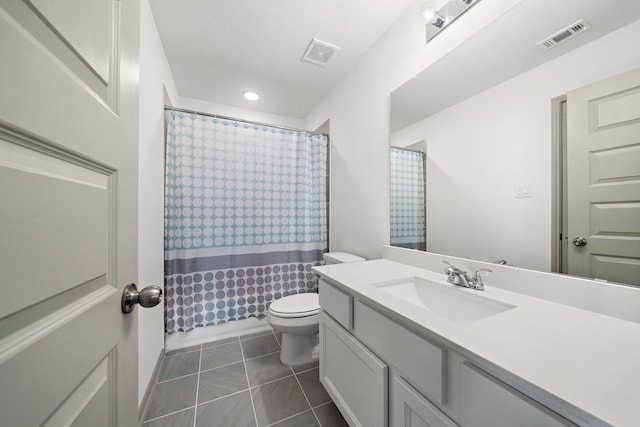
[[142, 329, 348, 427]]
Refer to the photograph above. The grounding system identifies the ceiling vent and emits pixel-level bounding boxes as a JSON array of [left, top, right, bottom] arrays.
[[301, 38, 340, 67], [536, 19, 590, 51]]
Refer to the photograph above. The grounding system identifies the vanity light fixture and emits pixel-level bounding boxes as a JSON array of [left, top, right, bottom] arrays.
[[424, 0, 482, 43], [243, 91, 259, 101], [423, 8, 446, 28]]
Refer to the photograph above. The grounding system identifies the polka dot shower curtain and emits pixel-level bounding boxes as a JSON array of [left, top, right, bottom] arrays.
[[390, 147, 426, 251], [164, 111, 328, 333]]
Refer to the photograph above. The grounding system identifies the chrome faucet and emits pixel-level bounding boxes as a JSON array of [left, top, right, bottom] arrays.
[[442, 261, 492, 291]]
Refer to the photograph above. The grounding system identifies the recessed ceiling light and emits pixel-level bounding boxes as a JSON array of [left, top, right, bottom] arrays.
[[243, 91, 259, 101]]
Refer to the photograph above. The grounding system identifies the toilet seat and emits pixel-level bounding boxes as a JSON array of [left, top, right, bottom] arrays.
[[268, 293, 320, 318]]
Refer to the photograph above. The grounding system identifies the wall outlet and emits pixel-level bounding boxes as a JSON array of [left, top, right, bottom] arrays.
[[514, 183, 532, 198]]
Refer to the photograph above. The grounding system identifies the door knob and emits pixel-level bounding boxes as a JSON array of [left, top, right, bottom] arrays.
[[121, 283, 163, 313], [572, 237, 588, 247]]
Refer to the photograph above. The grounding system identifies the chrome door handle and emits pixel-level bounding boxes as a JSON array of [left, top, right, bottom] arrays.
[[572, 237, 587, 247], [121, 283, 163, 313]]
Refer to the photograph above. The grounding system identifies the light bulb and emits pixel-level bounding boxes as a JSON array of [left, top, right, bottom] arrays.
[[422, 8, 436, 22], [243, 91, 259, 101]]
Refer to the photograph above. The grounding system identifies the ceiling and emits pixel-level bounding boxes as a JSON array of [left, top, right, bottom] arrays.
[[390, 0, 640, 131], [149, 0, 415, 119]]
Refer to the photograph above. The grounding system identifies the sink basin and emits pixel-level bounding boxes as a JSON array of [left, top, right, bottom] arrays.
[[372, 276, 515, 324]]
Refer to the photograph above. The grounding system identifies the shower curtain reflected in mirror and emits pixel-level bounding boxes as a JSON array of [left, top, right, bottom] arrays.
[[390, 147, 426, 251], [164, 111, 328, 333]]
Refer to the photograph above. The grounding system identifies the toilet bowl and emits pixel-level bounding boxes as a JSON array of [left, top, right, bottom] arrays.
[[267, 252, 365, 365]]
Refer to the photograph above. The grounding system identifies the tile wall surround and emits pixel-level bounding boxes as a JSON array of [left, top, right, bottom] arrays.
[[383, 245, 640, 323], [142, 329, 347, 427]]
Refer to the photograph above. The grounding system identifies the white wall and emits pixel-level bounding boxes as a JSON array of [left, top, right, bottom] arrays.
[[303, 0, 527, 260], [138, 0, 178, 406], [391, 21, 640, 271]]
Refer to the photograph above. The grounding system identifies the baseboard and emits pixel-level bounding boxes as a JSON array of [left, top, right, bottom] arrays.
[[138, 348, 165, 426]]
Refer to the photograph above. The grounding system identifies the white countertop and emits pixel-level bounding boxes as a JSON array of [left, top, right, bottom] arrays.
[[314, 259, 640, 427]]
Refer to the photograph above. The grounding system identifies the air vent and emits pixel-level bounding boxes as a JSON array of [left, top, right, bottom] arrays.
[[301, 38, 340, 67], [536, 19, 590, 51]]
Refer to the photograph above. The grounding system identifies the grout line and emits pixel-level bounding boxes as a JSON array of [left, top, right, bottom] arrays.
[[248, 373, 295, 390], [157, 371, 199, 385], [312, 401, 334, 410], [239, 329, 275, 342], [202, 336, 241, 350], [193, 344, 203, 427], [143, 406, 196, 424], [264, 408, 314, 427], [198, 359, 246, 376], [195, 387, 251, 408], [291, 365, 319, 375], [243, 350, 282, 362], [292, 367, 322, 426], [240, 336, 260, 427]]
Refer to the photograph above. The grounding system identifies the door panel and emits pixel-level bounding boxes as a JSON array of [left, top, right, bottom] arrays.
[[391, 376, 456, 427], [320, 312, 388, 427], [1, 0, 120, 106], [0, 132, 113, 319], [567, 68, 640, 285], [0, 0, 139, 425]]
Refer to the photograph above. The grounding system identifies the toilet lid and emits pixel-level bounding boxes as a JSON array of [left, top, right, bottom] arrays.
[[269, 293, 320, 318]]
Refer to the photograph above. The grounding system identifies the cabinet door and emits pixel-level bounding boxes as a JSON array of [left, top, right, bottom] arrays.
[[320, 312, 388, 427], [392, 376, 457, 427], [460, 363, 576, 427]]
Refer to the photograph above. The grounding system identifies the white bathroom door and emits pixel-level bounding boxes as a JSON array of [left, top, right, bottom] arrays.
[[0, 0, 140, 425], [566, 67, 640, 286]]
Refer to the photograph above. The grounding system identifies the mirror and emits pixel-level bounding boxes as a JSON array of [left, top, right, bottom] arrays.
[[389, 0, 640, 286]]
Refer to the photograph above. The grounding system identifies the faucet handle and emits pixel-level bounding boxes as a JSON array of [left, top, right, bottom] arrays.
[[471, 268, 492, 290], [442, 260, 463, 272]]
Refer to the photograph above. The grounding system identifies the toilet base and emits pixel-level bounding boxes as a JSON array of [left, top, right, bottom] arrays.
[[279, 330, 319, 366]]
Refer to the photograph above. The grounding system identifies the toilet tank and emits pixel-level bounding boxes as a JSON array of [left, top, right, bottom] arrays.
[[323, 251, 366, 265]]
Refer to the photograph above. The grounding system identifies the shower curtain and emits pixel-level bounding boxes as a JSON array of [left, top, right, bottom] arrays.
[[164, 111, 328, 333], [390, 147, 426, 251]]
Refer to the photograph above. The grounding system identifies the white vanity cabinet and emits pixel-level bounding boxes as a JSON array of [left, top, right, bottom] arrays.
[[391, 375, 457, 427], [319, 311, 388, 427], [459, 363, 575, 427], [318, 279, 577, 427]]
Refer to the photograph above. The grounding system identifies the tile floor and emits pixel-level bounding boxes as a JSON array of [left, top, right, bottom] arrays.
[[142, 329, 348, 427]]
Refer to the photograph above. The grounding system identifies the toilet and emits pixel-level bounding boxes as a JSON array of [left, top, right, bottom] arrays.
[[267, 252, 365, 365]]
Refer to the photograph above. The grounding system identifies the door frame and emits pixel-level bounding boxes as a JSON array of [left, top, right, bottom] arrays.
[[550, 95, 567, 274]]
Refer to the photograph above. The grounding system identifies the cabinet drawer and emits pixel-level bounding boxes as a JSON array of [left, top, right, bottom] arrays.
[[319, 312, 388, 427], [319, 279, 353, 329], [392, 376, 457, 427], [460, 363, 576, 427], [354, 301, 446, 404]]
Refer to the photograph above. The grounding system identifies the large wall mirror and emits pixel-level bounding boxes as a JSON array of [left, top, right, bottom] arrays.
[[390, 0, 640, 287]]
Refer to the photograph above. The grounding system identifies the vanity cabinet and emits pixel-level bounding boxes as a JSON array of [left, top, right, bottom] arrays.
[[319, 311, 387, 427], [318, 279, 575, 427], [459, 363, 575, 427], [391, 375, 457, 427], [354, 300, 445, 405]]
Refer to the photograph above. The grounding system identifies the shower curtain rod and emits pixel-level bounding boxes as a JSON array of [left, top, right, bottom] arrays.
[[164, 106, 327, 137]]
